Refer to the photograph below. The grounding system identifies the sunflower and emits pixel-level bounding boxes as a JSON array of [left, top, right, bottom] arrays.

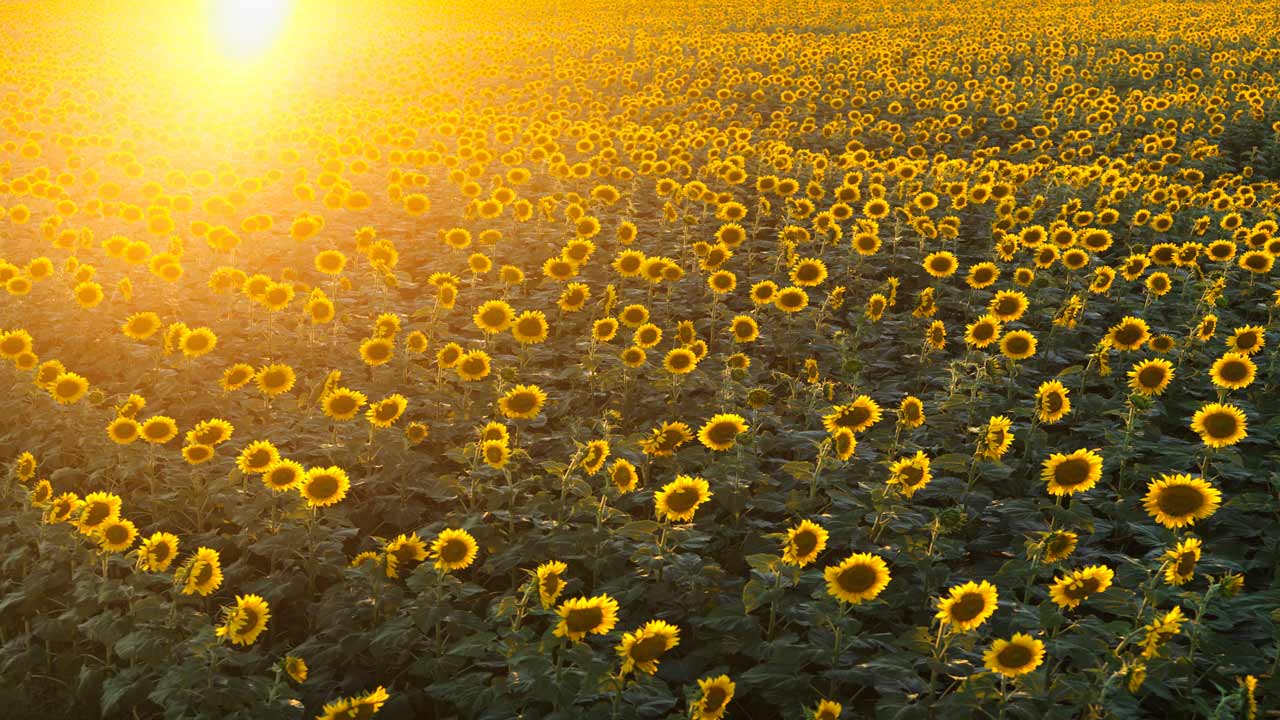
[[888, 451, 932, 498], [358, 338, 394, 367], [964, 314, 1002, 348], [1041, 530, 1079, 563], [1190, 402, 1247, 448], [936, 580, 998, 631], [1048, 565, 1114, 608], [14, 451, 36, 482], [1143, 474, 1222, 529], [366, 394, 408, 428], [383, 532, 428, 579], [256, 364, 296, 395], [822, 395, 882, 434], [263, 460, 305, 492], [322, 387, 367, 421], [728, 315, 759, 344], [509, 310, 549, 344], [284, 656, 308, 684], [179, 328, 217, 358], [558, 282, 590, 312], [698, 414, 748, 451], [654, 475, 712, 522], [532, 560, 569, 609], [1041, 449, 1104, 496], [823, 552, 891, 604], [582, 440, 610, 475], [554, 594, 620, 641], [29, 479, 52, 507], [302, 461, 353, 507], [1141, 606, 1186, 659], [1160, 537, 1202, 586], [106, 417, 141, 445], [750, 280, 779, 304], [983, 633, 1045, 678], [832, 427, 857, 461], [431, 528, 478, 571], [999, 330, 1037, 360], [1128, 358, 1174, 396], [966, 262, 999, 289], [1226, 325, 1265, 355], [640, 421, 693, 457], [187, 418, 234, 446], [137, 416, 177, 444], [498, 384, 547, 420], [1035, 380, 1071, 423], [1106, 316, 1151, 351], [216, 594, 270, 646], [50, 372, 89, 405], [455, 350, 492, 381], [813, 700, 843, 720], [221, 363, 256, 391], [898, 396, 925, 428], [471, 299, 514, 335], [97, 517, 137, 553], [0, 330, 33, 359], [237, 440, 280, 475], [775, 286, 810, 313], [620, 345, 647, 368], [781, 519, 828, 567], [922, 251, 958, 278], [617, 620, 680, 676], [988, 290, 1029, 322], [436, 342, 464, 369], [663, 347, 699, 375], [1194, 313, 1218, 342], [1209, 352, 1256, 390], [694, 675, 736, 720], [137, 531, 179, 572], [980, 416, 1015, 460], [592, 318, 619, 343], [180, 547, 224, 596], [479, 439, 509, 469], [182, 444, 216, 465], [45, 492, 81, 525], [122, 311, 162, 340]]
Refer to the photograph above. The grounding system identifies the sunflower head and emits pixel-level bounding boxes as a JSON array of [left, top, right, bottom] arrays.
[[983, 633, 1045, 677]]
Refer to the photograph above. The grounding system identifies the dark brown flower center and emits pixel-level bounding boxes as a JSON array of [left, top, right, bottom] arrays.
[[948, 591, 988, 622], [836, 563, 878, 593], [1053, 458, 1092, 487], [1202, 411, 1239, 439], [1156, 485, 1206, 517], [565, 607, 603, 634], [996, 642, 1033, 668]]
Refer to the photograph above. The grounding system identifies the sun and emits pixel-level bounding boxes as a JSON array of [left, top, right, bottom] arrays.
[[209, 0, 292, 59]]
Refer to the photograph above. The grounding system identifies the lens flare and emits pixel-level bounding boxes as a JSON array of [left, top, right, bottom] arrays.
[[209, 0, 291, 59]]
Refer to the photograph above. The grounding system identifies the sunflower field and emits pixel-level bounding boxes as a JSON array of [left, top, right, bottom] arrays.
[[1, 0, 1279, 718]]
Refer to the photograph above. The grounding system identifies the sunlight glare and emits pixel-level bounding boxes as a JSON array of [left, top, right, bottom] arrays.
[[209, 0, 292, 59]]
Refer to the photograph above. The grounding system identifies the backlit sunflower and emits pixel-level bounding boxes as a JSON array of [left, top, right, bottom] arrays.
[[663, 347, 699, 374], [983, 633, 1045, 678], [366, 394, 408, 428], [729, 315, 759, 343], [988, 290, 1029, 322], [822, 395, 881, 434], [964, 314, 1002, 348], [359, 337, 394, 366], [511, 310, 549, 344], [473, 299, 515, 334], [106, 417, 141, 445], [1143, 474, 1221, 529], [97, 517, 137, 553], [698, 414, 748, 451], [1106, 316, 1150, 351], [694, 674, 735, 720], [481, 439, 510, 469], [609, 459, 639, 493], [262, 460, 305, 492], [790, 257, 828, 286], [888, 451, 932, 498], [1035, 380, 1071, 423], [1209, 352, 1255, 390], [45, 492, 82, 525], [620, 345, 647, 368], [498, 384, 546, 419], [640, 421, 693, 457], [980, 415, 1014, 460], [781, 519, 828, 567], [237, 440, 280, 475], [536, 560, 568, 609], [431, 528, 478, 571], [1048, 565, 1114, 608], [29, 480, 52, 507], [1190, 402, 1247, 448], [966, 262, 999, 289], [455, 350, 492, 381], [823, 552, 891, 604], [256, 364, 296, 395], [1128, 358, 1174, 396], [137, 531, 179, 572], [300, 466, 350, 508], [1041, 449, 1104, 496], [221, 363, 256, 391], [936, 580, 998, 631], [922, 250, 958, 278], [50, 371, 89, 405], [122, 311, 162, 340], [774, 286, 809, 313], [187, 418, 234, 446], [655, 475, 712, 522], [284, 656, 308, 684], [216, 594, 270, 646], [555, 594, 619, 642], [323, 388, 367, 421], [182, 444, 215, 465], [180, 547, 223, 596], [1162, 537, 1202, 586], [617, 620, 680, 676], [76, 491, 121, 536], [383, 532, 428, 579], [999, 330, 1037, 360]]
